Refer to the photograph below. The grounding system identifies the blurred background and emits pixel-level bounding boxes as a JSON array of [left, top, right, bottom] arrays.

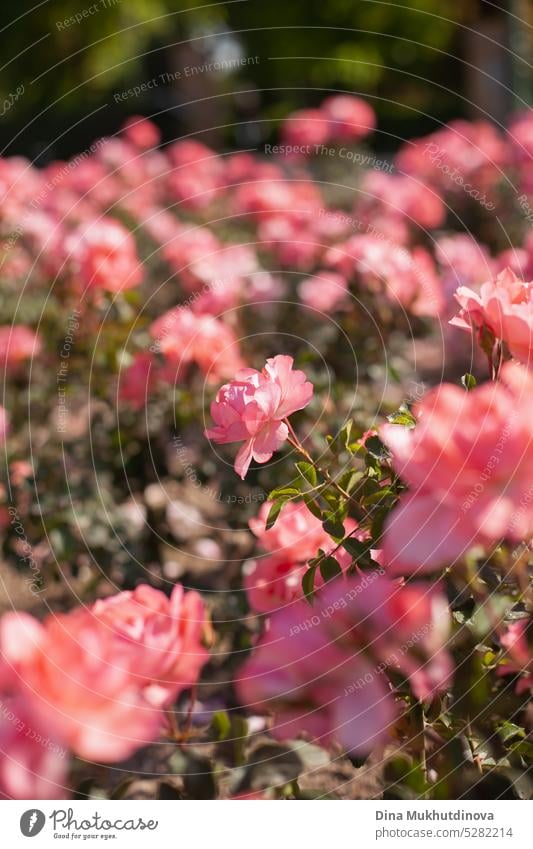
[[1, 0, 532, 161]]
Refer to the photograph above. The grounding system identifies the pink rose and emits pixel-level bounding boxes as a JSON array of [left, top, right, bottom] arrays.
[[150, 307, 244, 382], [118, 352, 155, 409], [451, 268, 533, 367], [0, 690, 68, 799], [249, 500, 333, 561], [67, 218, 143, 292], [360, 171, 446, 229], [236, 587, 394, 755], [1, 610, 162, 763], [395, 120, 507, 194], [121, 116, 161, 150], [205, 355, 313, 479], [380, 362, 533, 573], [244, 555, 308, 614], [236, 575, 450, 754], [298, 270, 349, 312], [246, 501, 372, 613], [322, 95, 376, 141], [281, 108, 331, 149], [497, 619, 532, 695], [325, 235, 443, 317], [92, 584, 209, 707], [0, 325, 42, 370], [258, 213, 322, 271]]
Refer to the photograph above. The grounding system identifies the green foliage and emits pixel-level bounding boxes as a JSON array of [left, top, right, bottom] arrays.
[[1, 0, 467, 150]]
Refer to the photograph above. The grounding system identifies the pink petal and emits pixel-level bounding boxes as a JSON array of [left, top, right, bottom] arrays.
[[252, 421, 289, 462], [382, 493, 478, 575], [235, 440, 255, 480]]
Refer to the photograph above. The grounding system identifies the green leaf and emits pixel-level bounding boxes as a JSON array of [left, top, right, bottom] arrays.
[[327, 500, 349, 523], [370, 508, 387, 545], [322, 489, 340, 508], [326, 434, 337, 454], [265, 498, 288, 530], [387, 406, 416, 428], [340, 419, 354, 448], [365, 435, 390, 460], [303, 493, 323, 520], [322, 519, 345, 540], [319, 556, 342, 583], [363, 486, 395, 505], [295, 461, 317, 487], [498, 721, 525, 744], [347, 441, 366, 456], [338, 469, 364, 494], [362, 477, 382, 497], [461, 373, 477, 391], [341, 537, 375, 568], [210, 710, 231, 741], [268, 486, 301, 500], [302, 565, 317, 601]]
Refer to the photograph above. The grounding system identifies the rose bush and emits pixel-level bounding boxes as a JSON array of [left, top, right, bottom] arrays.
[[0, 97, 531, 800]]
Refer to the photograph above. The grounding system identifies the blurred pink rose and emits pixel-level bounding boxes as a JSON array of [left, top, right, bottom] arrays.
[[281, 108, 331, 149], [163, 226, 220, 282], [246, 499, 336, 614], [451, 268, 533, 367], [246, 501, 375, 613], [380, 363, 533, 573], [187, 243, 259, 313], [0, 688, 68, 800], [92, 584, 209, 707], [249, 500, 332, 561], [258, 213, 323, 271], [20, 210, 68, 279], [236, 581, 395, 755], [298, 270, 349, 312], [234, 176, 322, 220], [339, 578, 452, 701], [121, 116, 161, 150], [507, 111, 533, 166], [237, 574, 449, 754], [494, 248, 530, 279], [68, 218, 143, 292], [150, 307, 244, 382], [396, 120, 507, 195], [1, 610, 162, 763], [0, 325, 42, 370], [322, 95, 376, 141], [497, 619, 532, 695], [244, 555, 308, 615], [326, 234, 443, 317], [205, 355, 313, 479], [118, 352, 155, 410], [360, 171, 445, 229], [167, 140, 223, 210]]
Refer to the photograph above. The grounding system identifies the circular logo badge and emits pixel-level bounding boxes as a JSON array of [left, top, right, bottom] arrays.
[[20, 810, 46, 837]]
